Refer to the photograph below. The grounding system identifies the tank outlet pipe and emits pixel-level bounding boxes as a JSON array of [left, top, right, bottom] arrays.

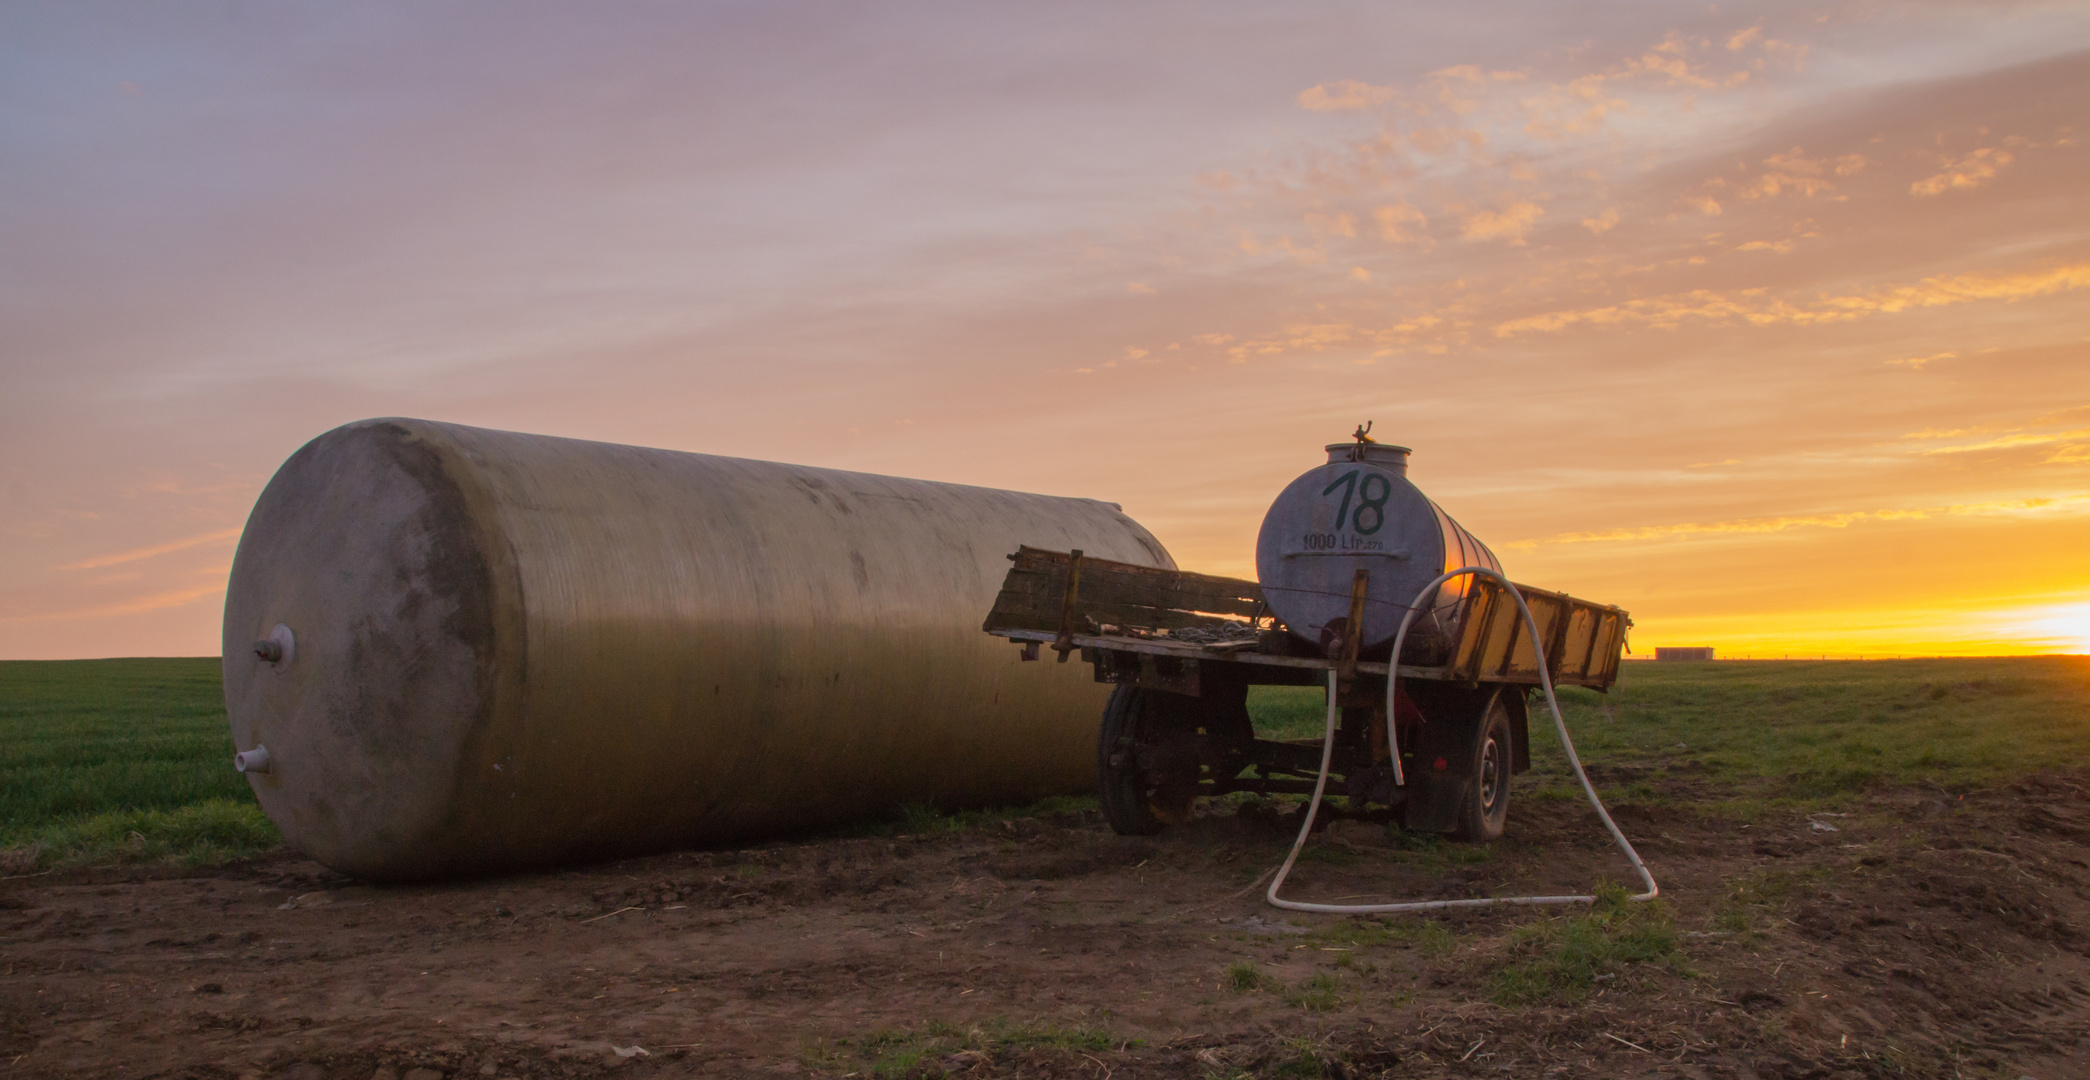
[[234, 746, 271, 774], [1266, 566, 1658, 915], [253, 624, 295, 669]]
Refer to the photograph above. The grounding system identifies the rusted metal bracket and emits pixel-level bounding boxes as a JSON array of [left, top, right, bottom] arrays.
[[1093, 648, 1202, 695], [1052, 548, 1084, 663], [1338, 567, 1367, 682]]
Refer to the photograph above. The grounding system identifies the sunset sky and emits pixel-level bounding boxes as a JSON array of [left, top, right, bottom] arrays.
[[4, 1, 2088, 660]]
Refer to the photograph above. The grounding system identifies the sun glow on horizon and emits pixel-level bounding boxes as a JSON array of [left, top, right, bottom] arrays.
[[1994, 600, 2090, 657], [1611, 595, 2090, 660]]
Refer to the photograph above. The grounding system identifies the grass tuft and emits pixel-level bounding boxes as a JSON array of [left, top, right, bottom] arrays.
[[1267, 1036, 1328, 1078], [1488, 883, 1686, 1005], [1281, 970, 1344, 1011], [1307, 915, 1457, 957]]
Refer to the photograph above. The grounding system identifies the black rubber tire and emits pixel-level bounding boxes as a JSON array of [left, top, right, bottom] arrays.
[[1451, 692, 1513, 842], [1096, 684, 1166, 835], [1103, 681, 1203, 835]]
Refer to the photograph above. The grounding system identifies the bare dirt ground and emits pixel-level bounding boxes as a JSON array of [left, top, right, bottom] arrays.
[[5, 774, 2089, 1080]]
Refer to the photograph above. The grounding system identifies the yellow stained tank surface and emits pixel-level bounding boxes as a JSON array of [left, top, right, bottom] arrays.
[[221, 418, 1173, 881]]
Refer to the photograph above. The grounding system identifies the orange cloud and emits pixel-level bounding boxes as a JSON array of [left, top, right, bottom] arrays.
[[1494, 262, 2090, 336], [1910, 147, 2015, 196], [1920, 427, 2090, 455], [1, 583, 225, 623], [1222, 321, 1364, 363], [1530, 493, 2090, 547], [1457, 200, 1543, 244], [57, 527, 242, 571], [1297, 79, 1396, 112], [1704, 148, 1867, 203], [1521, 74, 1631, 139], [1305, 211, 1357, 238], [1372, 202, 1429, 244], [1543, 512, 1871, 545], [1824, 263, 2090, 315], [1509, 30, 1803, 142], [1619, 33, 1721, 89]]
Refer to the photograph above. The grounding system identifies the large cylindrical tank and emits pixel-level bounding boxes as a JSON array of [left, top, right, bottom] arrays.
[[222, 418, 1172, 881], [1254, 441, 1500, 660]]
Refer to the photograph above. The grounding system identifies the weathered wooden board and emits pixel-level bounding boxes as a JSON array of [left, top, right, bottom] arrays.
[[980, 546, 1266, 635], [1448, 579, 1628, 688], [983, 547, 1629, 690]]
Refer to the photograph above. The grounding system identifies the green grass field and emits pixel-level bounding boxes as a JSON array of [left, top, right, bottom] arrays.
[[1248, 655, 2090, 811], [3, 655, 2086, 869], [0, 658, 276, 871]]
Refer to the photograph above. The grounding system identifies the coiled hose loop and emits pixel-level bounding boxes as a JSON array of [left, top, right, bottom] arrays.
[[1266, 566, 1657, 914]]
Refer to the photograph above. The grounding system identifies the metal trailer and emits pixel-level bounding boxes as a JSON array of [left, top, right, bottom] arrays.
[[979, 446, 1632, 842]]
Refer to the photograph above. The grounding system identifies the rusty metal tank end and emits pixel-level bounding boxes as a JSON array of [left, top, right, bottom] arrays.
[[222, 418, 1175, 881]]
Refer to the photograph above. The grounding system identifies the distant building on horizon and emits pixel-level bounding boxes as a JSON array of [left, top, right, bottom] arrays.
[[1655, 647, 1715, 662]]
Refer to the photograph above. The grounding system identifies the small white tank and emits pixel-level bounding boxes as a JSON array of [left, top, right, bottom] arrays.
[[1253, 441, 1499, 659]]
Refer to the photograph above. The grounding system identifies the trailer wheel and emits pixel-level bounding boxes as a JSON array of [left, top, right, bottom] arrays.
[[1452, 693, 1513, 842], [1096, 685, 1196, 835]]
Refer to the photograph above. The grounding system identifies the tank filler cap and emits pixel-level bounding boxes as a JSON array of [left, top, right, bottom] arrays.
[[1323, 442, 1411, 473], [234, 745, 271, 774]]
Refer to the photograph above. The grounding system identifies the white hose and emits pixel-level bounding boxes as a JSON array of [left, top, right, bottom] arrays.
[[1266, 566, 1658, 914]]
